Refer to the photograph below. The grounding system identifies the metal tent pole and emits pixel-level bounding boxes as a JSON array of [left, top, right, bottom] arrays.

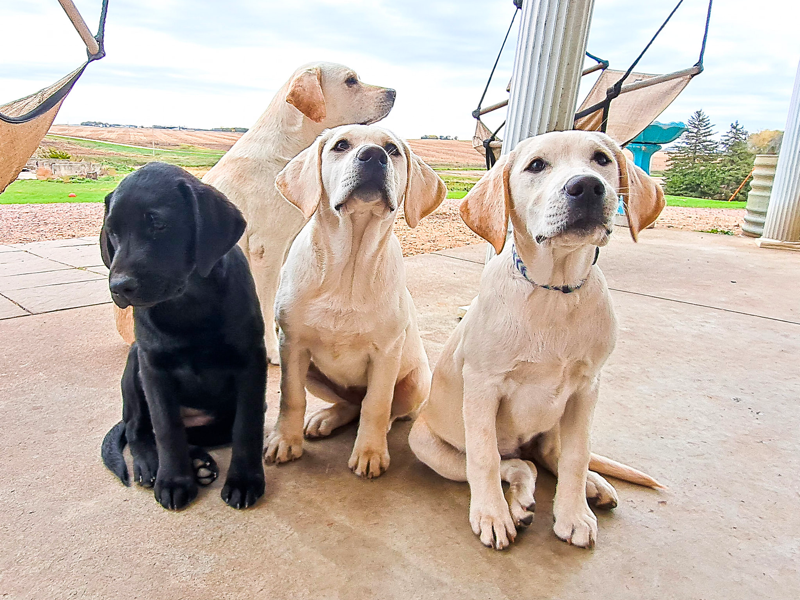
[[758, 60, 800, 251], [486, 0, 595, 261]]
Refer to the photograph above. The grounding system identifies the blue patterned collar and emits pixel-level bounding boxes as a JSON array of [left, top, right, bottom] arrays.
[[511, 244, 597, 293]]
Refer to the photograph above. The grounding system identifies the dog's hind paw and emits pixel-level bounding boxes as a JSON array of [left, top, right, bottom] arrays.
[[586, 471, 618, 510], [221, 471, 265, 509], [133, 456, 158, 488], [189, 447, 219, 486]]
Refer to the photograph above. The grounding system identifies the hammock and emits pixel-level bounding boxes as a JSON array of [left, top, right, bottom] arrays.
[[473, 0, 713, 167], [0, 0, 108, 194], [574, 66, 700, 145]]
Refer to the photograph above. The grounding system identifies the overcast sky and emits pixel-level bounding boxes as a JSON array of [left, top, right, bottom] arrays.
[[2, 0, 797, 140]]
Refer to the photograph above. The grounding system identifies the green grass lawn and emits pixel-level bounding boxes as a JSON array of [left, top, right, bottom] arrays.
[[1, 177, 122, 204], [664, 195, 746, 209], [444, 190, 746, 206]]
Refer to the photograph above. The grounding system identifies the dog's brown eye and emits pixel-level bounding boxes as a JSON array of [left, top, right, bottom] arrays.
[[384, 143, 399, 156], [147, 213, 166, 231], [345, 76, 358, 87], [333, 139, 350, 152], [527, 158, 547, 173], [593, 152, 612, 166]]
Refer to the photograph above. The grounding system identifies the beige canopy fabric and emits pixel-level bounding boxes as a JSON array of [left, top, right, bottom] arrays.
[[0, 69, 80, 194], [0, 0, 106, 194], [574, 68, 695, 145], [472, 119, 502, 163]]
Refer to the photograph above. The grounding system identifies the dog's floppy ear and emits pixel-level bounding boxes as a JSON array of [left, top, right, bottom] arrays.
[[460, 153, 512, 254], [613, 146, 665, 242], [285, 67, 326, 123], [401, 141, 447, 228], [183, 179, 246, 277], [275, 135, 326, 219], [99, 192, 115, 268]]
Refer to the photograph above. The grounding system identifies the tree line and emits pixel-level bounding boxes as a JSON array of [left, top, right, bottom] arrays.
[[663, 110, 781, 202]]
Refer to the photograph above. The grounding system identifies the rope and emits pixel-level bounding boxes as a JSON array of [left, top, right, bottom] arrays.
[[472, 5, 520, 120], [696, 0, 713, 69], [91, 0, 110, 61], [471, 4, 521, 169]]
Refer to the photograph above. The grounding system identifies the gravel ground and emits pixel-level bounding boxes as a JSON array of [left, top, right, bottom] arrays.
[[0, 202, 746, 251]]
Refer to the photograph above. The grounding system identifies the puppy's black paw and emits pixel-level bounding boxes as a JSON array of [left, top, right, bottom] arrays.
[[154, 476, 198, 511], [189, 447, 218, 486], [221, 471, 265, 509], [132, 452, 159, 488]]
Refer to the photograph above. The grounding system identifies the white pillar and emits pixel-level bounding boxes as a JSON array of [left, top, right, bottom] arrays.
[[486, 0, 595, 262], [758, 60, 800, 250], [503, 0, 595, 152]]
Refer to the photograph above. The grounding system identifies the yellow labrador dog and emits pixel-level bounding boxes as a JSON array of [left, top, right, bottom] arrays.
[[409, 130, 664, 550], [115, 63, 395, 360], [264, 125, 446, 478]]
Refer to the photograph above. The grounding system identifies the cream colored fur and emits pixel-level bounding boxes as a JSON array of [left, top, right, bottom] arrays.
[[113, 63, 394, 353], [409, 130, 664, 551], [263, 125, 446, 478]]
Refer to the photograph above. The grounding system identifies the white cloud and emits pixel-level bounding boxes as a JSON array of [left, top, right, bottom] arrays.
[[2, 0, 797, 139]]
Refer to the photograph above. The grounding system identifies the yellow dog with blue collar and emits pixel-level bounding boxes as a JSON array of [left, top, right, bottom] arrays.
[[409, 130, 664, 551]]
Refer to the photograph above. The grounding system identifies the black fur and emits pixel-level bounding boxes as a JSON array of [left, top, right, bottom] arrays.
[[102, 420, 220, 487], [100, 162, 267, 511]]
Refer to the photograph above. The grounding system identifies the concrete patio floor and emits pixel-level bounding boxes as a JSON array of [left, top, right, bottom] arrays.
[[0, 229, 798, 599]]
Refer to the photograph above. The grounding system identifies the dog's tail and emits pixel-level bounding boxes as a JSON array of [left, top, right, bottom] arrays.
[[101, 421, 130, 486], [590, 453, 665, 489]]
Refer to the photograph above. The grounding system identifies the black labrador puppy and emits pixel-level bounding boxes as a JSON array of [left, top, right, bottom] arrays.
[[100, 162, 267, 510]]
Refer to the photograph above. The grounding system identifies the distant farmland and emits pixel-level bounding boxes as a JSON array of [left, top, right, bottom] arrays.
[[46, 125, 487, 171]]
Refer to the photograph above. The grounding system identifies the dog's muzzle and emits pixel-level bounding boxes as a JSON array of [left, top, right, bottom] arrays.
[[352, 145, 394, 207], [109, 274, 138, 308], [563, 174, 608, 230], [361, 89, 396, 125], [356, 145, 388, 181]]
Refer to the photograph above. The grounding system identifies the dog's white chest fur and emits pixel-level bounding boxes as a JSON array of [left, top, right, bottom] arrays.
[[494, 357, 595, 453], [429, 256, 617, 452]]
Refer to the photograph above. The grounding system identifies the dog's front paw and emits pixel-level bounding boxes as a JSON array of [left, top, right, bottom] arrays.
[[348, 443, 390, 479], [264, 430, 304, 464], [470, 500, 517, 550], [154, 475, 198, 511], [553, 505, 598, 548], [222, 470, 265, 509]]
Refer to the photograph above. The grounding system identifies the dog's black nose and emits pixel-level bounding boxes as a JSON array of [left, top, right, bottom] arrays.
[[564, 175, 606, 204], [109, 275, 139, 298], [357, 145, 388, 167]]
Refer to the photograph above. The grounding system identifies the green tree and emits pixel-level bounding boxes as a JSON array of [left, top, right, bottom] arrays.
[[720, 120, 748, 152], [718, 121, 755, 201], [664, 110, 721, 198]]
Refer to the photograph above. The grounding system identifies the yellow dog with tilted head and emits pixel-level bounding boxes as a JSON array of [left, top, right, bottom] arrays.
[[409, 130, 665, 551]]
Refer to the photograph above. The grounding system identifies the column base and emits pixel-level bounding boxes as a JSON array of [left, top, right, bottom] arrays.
[[755, 237, 800, 251]]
